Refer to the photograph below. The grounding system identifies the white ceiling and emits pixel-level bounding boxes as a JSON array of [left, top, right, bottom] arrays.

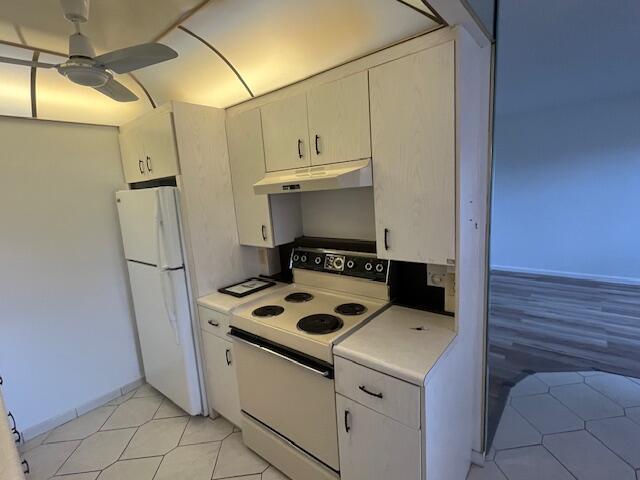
[[495, 0, 640, 116], [0, 0, 440, 125]]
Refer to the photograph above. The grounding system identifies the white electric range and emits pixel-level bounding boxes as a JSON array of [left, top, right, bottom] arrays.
[[229, 246, 390, 480]]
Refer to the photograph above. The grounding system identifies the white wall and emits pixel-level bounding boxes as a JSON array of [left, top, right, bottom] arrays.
[[490, 93, 640, 282], [0, 117, 143, 434], [300, 187, 376, 241]]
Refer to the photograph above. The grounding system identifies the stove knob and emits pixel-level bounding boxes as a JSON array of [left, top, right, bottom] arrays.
[[365, 262, 373, 272], [375, 263, 384, 273], [334, 257, 344, 270], [301, 255, 307, 263], [314, 256, 322, 265], [293, 254, 300, 262], [346, 260, 355, 269]]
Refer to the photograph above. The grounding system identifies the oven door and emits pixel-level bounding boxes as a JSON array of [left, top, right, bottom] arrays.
[[229, 328, 340, 471]]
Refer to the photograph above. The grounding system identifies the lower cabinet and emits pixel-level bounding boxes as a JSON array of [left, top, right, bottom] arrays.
[[336, 394, 421, 480], [202, 329, 242, 426]]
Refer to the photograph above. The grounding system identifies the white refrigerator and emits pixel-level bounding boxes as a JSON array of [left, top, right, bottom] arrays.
[[116, 187, 202, 415]]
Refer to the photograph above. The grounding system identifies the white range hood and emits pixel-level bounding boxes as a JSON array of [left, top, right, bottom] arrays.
[[253, 159, 372, 194]]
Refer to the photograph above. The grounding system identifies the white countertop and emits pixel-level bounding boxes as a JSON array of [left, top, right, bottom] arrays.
[[197, 281, 288, 314], [334, 305, 456, 386]]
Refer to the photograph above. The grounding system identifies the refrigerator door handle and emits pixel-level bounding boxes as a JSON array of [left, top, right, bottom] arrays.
[[155, 190, 180, 345], [159, 268, 181, 345]]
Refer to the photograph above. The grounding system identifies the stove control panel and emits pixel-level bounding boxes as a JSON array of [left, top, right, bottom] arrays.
[[291, 248, 389, 282]]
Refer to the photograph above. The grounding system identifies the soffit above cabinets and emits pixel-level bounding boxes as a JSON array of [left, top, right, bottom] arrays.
[[0, 0, 441, 125]]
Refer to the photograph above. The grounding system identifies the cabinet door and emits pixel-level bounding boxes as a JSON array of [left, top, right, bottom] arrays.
[[202, 331, 242, 426], [369, 41, 456, 264], [227, 109, 275, 247], [119, 126, 146, 183], [337, 394, 421, 480], [140, 110, 180, 180], [307, 71, 371, 166], [261, 93, 310, 172]]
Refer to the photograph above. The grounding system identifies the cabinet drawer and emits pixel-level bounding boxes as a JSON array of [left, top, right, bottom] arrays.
[[198, 306, 230, 338], [335, 356, 421, 429]]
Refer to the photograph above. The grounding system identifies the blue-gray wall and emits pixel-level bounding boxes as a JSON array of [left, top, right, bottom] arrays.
[[491, 94, 640, 281], [490, 0, 640, 282]]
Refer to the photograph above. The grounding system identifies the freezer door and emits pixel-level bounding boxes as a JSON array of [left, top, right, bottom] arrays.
[[127, 261, 202, 415], [116, 187, 183, 268]]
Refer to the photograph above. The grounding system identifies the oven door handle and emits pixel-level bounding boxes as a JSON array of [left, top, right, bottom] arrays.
[[230, 334, 332, 378]]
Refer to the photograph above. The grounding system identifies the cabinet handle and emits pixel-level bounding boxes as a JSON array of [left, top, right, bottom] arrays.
[[344, 409, 351, 433], [384, 228, 390, 251], [22, 460, 30, 474], [359, 385, 384, 399], [0, 375, 3, 385], [207, 320, 220, 327], [261, 225, 267, 241], [7, 412, 20, 443], [7, 412, 16, 430], [297, 139, 303, 159], [146, 155, 153, 172], [225, 349, 232, 366], [138, 159, 145, 174], [315, 134, 320, 155]]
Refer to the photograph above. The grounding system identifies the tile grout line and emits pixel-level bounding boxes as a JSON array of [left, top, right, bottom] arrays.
[[582, 424, 640, 472], [538, 443, 579, 480]]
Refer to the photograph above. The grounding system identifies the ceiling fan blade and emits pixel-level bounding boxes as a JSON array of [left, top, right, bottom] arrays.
[[94, 43, 178, 74], [93, 78, 139, 102], [0, 56, 57, 68]]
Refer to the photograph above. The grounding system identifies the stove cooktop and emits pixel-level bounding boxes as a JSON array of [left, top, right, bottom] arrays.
[[297, 314, 344, 334], [230, 284, 388, 364]]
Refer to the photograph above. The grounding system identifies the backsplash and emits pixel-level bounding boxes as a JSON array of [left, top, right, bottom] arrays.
[[300, 187, 376, 241]]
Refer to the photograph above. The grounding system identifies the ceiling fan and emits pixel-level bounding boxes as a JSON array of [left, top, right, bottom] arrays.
[[0, 0, 178, 102]]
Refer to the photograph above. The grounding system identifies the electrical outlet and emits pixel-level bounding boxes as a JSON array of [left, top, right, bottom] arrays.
[[427, 264, 448, 287]]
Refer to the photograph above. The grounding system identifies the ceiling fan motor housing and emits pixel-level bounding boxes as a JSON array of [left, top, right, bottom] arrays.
[[59, 62, 110, 87], [69, 32, 95, 58]]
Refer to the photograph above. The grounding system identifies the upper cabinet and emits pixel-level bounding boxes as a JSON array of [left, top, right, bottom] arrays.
[[261, 72, 372, 172], [227, 109, 302, 247], [119, 106, 180, 183], [307, 72, 371, 166], [261, 93, 310, 172], [369, 41, 456, 265]]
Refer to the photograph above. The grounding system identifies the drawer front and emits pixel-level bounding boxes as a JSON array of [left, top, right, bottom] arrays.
[[198, 306, 230, 338], [335, 356, 421, 429]]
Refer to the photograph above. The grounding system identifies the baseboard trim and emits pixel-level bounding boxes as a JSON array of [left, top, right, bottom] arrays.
[[491, 265, 640, 286], [21, 376, 145, 441], [470, 449, 486, 466]]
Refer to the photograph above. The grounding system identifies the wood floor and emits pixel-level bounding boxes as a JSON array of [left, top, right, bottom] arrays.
[[487, 270, 640, 448]]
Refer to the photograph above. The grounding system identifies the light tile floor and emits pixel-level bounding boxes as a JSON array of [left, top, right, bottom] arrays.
[[468, 371, 640, 480], [19, 384, 289, 480]]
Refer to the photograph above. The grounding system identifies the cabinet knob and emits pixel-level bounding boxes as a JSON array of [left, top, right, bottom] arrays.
[[225, 349, 232, 366], [261, 225, 267, 241], [315, 134, 321, 155], [208, 320, 220, 327], [138, 159, 145, 174], [384, 228, 390, 251], [146, 155, 153, 172], [344, 409, 351, 433], [22, 460, 30, 474], [297, 139, 303, 159]]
